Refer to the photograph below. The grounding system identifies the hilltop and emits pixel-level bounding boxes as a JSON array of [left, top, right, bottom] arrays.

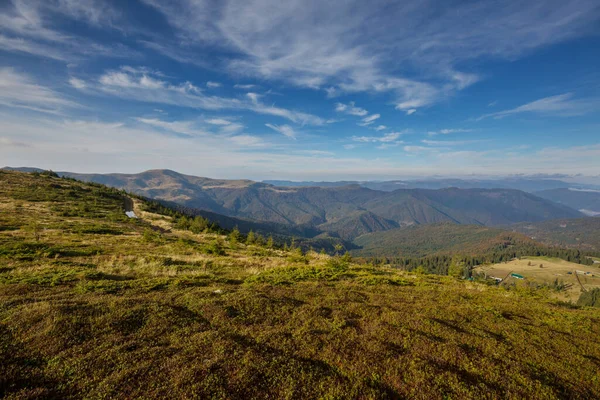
[[1, 170, 600, 399]]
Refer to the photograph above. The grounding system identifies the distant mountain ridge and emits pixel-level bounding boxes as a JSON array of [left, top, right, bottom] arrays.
[[3, 168, 578, 240], [3, 167, 586, 242], [534, 188, 600, 216], [265, 177, 600, 193]]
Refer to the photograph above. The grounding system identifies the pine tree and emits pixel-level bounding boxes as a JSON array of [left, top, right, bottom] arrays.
[[448, 255, 465, 278], [266, 235, 274, 248], [246, 230, 256, 245], [229, 227, 240, 246]]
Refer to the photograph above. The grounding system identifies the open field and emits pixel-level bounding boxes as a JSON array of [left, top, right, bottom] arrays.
[[475, 257, 600, 302], [1, 171, 600, 399]]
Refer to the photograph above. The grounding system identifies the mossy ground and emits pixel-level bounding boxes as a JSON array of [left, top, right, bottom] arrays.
[[1, 171, 600, 399]]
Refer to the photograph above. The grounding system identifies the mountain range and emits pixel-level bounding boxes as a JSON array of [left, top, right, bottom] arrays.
[[265, 177, 600, 193], [5, 167, 596, 251]]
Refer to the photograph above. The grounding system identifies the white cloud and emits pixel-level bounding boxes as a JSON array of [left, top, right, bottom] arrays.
[[75, 67, 326, 125], [421, 139, 484, 146], [477, 93, 598, 120], [352, 131, 404, 144], [359, 114, 380, 126], [206, 81, 221, 88], [3, 110, 600, 179], [0, 1, 135, 61], [428, 128, 473, 136], [374, 125, 387, 131], [135, 117, 207, 137], [335, 102, 368, 116], [234, 84, 257, 90], [69, 77, 86, 89], [299, 150, 335, 156], [265, 123, 296, 139], [0, 68, 76, 113], [228, 134, 265, 147], [141, 0, 600, 113], [403, 145, 431, 153], [205, 118, 233, 126], [219, 122, 244, 134], [405, 109, 417, 115]]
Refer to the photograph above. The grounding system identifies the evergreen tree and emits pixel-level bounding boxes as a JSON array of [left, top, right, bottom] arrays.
[[448, 255, 465, 278], [229, 226, 240, 246], [246, 230, 256, 245]]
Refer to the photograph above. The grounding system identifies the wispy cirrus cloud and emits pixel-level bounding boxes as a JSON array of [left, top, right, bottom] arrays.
[[421, 139, 485, 146], [359, 113, 380, 126], [72, 66, 327, 125], [265, 123, 296, 139], [0, 68, 76, 114], [427, 128, 473, 136], [0, 0, 136, 61], [233, 84, 258, 90], [135, 117, 207, 138], [477, 93, 599, 120], [141, 0, 599, 112], [352, 131, 404, 144]]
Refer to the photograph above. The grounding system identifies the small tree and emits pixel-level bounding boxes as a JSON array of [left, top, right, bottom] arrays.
[[266, 235, 274, 248], [415, 265, 427, 274], [448, 255, 465, 278], [246, 230, 256, 245], [229, 227, 240, 246], [255, 233, 264, 246], [334, 243, 344, 256], [189, 216, 208, 234], [26, 221, 42, 242]]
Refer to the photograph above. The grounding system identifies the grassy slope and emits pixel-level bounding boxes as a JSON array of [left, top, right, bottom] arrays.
[[1, 171, 600, 399]]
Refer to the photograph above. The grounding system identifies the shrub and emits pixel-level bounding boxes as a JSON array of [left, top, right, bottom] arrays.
[[577, 288, 600, 307]]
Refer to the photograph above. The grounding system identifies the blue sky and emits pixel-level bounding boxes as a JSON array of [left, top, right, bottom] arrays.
[[0, 0, 599, 180]]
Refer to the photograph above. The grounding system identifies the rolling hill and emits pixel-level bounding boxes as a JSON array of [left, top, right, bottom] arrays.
[[1, 170, 600, 399], [46, 169, 584, 240]]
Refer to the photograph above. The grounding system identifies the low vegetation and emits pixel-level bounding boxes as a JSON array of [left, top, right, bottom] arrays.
[[1, 170, 600, 399]]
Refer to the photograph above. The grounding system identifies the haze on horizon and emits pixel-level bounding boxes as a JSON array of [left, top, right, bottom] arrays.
[[1, 0, 599, 181]]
